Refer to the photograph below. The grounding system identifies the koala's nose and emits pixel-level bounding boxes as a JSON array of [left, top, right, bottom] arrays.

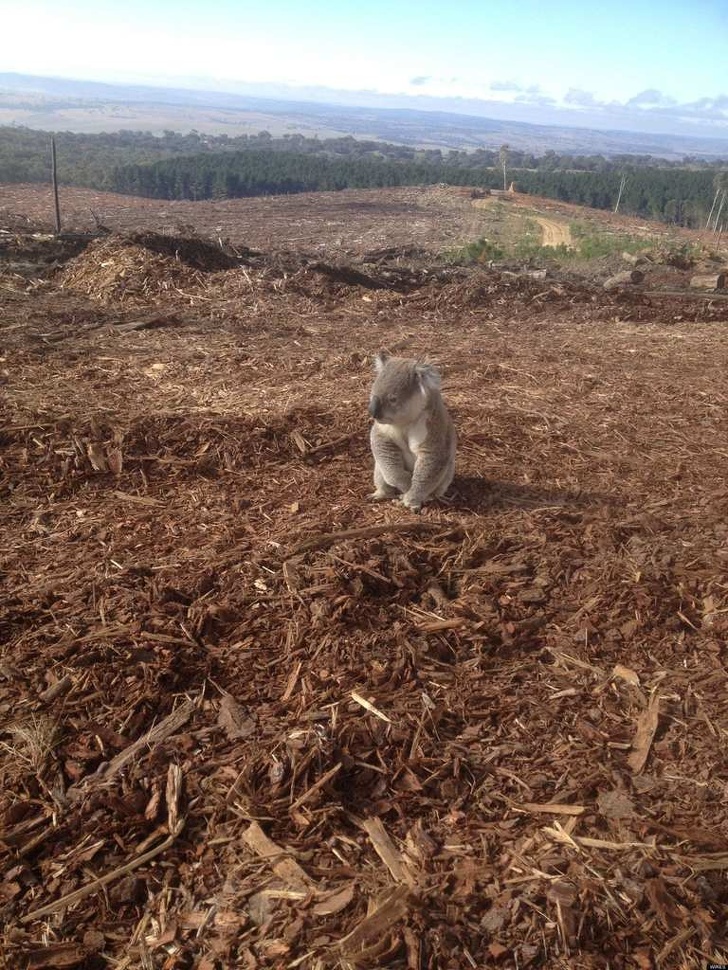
[[368, 396, 382, 419]]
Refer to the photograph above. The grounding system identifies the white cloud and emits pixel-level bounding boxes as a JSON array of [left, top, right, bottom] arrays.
[[627, 89, 678, 108], [564, 88, 600, 107], [490, 80, 522, 92]]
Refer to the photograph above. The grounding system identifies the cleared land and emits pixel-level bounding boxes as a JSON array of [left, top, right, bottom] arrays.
[[1, 184, 728, 969], [0, 182, 706, 262]]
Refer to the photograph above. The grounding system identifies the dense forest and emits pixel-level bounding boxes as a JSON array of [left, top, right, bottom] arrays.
[[110, 151, 724, 228], [1, 125, 727, 228]]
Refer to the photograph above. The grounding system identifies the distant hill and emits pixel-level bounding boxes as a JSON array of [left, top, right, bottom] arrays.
[[2, 72, 728, 160]]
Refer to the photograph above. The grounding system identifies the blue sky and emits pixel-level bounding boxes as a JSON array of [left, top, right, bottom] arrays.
[[4, 0, 728, 136]]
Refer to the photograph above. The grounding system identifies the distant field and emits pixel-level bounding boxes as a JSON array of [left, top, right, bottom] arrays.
[[3, 74, 728, 156], [0, 98, 344, 138]]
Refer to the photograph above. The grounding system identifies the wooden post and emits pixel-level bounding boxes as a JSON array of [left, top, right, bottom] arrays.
[[705, 187, 720, 229], [712, 190, 726, 233], [51, 136, 62, 234]]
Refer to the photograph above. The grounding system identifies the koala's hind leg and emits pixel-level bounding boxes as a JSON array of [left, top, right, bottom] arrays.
[[370, 463, 401, 501], [434, 453, 456, 497], [401, 447, 455, 510]]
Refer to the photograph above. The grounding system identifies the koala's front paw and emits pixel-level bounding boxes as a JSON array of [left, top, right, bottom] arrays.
[[400, 491, 423, 512], [370, 489, 397, 502]]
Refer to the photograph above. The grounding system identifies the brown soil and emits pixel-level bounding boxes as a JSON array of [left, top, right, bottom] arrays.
[[531, 216, 573, 249], [1, 184, 728, 970]]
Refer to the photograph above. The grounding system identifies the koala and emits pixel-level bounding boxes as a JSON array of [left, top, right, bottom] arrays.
[[368, 350, 456, 510]]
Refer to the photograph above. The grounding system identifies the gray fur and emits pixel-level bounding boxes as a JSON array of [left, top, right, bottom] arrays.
[[368, 351, 456, 510]]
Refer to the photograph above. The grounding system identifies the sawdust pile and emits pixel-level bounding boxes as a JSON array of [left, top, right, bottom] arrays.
[[58, 234, 228, 305]]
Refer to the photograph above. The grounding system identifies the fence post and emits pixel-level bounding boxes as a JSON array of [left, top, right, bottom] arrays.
[[51, 136, 62, 234]]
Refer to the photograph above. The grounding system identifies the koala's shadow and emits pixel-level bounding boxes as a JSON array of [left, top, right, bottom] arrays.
[[448, 474, 612, 515]]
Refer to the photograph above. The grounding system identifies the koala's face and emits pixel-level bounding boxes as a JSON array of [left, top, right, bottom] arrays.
[[368, 353, 434, 425]]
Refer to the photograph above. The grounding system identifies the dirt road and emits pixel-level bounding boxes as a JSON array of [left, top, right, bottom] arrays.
[[533, 215, 573, 248], [471, 195, 573, 249]]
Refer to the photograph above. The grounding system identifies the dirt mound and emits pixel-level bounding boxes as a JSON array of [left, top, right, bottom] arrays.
[[414, 269, 593, 315], [123, 230, 248, 271], [58, 234, 217, 305], [55, 232, 728, 326], [275, 260, 453, 303], [56, 234, 449, 310]]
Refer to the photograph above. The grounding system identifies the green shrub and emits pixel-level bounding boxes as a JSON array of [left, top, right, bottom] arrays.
[[454, 238, 505, 263], [568, 222, 652, 259]]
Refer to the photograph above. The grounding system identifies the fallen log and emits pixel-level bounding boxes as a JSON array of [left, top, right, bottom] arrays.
[[603, 269, 645, 290], [689, 273, 725, 292]]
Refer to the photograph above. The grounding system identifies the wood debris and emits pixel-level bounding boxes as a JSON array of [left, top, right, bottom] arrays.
[[1, 191, 728, 968], [627, 691, 661, 774]]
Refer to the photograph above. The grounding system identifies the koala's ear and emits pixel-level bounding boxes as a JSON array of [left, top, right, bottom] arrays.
[[373, 350, 390, 373], [415, 362, 441, 393]]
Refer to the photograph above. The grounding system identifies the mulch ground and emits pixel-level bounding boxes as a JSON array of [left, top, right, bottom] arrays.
[[1, 190, 728, 970]]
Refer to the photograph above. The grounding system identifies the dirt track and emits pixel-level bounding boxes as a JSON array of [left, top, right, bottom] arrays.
[[532, 215, 573, 248], [1, 187, 728, 969]]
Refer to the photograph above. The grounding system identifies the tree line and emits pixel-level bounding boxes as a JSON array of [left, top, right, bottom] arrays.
[[0, 125, 726, 228], [110, 151, 724, 228]]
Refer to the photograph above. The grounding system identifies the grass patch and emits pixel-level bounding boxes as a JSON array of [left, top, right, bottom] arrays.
[[452, 237, 505, 263], [568, 221, 652, 259], [449, 234, 571, 265], [448, 204, 703, 272]]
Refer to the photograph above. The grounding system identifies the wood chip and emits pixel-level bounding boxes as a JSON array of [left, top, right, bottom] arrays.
[[22, 943, 88, 969], [362, 816, 416, 886], [350, 691, 392, 723], [627, 692, 661, 773], [338, 885, 412, 956], [517, 802, 586, 816], [242, 821, 316, 892], [612, 663, 641, 686], [68, 698, 196, 799], [312, 883, 356, 916]]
